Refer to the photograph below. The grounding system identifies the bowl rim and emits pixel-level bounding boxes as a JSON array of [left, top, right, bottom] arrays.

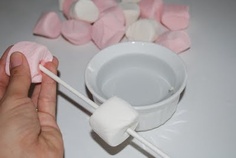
[[85, 41, 188, 110]]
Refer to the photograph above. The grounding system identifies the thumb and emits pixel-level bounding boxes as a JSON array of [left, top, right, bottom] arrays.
[[5, 52, 31, 99]]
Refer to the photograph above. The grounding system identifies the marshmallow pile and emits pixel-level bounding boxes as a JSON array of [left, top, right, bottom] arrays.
[[33, 0, 191, 54]]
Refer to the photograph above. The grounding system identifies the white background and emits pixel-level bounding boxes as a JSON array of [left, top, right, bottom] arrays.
[[0, 0, 236, 157]]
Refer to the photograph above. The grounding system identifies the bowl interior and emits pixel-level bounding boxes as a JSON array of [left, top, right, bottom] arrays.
[[85, 42, 187, 107]]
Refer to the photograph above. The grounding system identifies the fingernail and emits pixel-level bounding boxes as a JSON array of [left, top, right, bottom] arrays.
[[10, 52, 23, 68]]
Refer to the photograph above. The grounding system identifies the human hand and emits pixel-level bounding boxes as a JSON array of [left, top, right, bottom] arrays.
[[0, 47, 64, 158]]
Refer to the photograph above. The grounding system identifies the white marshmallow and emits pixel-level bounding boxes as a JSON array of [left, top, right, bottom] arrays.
[[70, 0, 99, 23], [89, 97, 139, 146], [126, 18, 163, 42], [119, 2, 140, 26]]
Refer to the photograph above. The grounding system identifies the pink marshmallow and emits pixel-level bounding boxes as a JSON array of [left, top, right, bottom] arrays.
[[161, 4, 190, 30], [63, 0, 77, 19], [33, 12, 62, 39], [92, 13, 125, 49], [139, 0, 163, 22], [155, 30, 191, 54], [61, 19, 92, 45], [92, 0, 117, 12], [5, 41, 53, 83], [99, 6, 125, 25]]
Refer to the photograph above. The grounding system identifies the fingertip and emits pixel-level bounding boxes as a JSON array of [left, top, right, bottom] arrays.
[[43, 56, 59, 73], [10, 52, 23, 69], [5, 51, 31, 98]]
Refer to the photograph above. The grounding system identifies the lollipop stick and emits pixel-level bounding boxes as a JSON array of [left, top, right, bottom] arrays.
[[39, 64, 99, 111], [127, 128, 169, 158], [39, 64, 169, 158]]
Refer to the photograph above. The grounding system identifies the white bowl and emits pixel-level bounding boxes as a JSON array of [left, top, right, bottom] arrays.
[[85, 42, 187, 131]]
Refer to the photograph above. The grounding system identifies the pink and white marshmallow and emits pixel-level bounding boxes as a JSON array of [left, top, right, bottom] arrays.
[[5, 41, 53, 83], [92, 0, 117, 13], [90, 97, 139, 146], [161, 4, 190, 30], [156, 30, 191, 53], [69, 0, 99, 23], [139, 0, 163, 22], [119, 2, 140, 27], [33, 12, 62, 39], [62, 0, 77, 19], [121, 0, 140, 3], [126, 19, 163, 42], [92, 11, 125, 49], [99, 6, 125, 25], [61, 19, 92, 45]]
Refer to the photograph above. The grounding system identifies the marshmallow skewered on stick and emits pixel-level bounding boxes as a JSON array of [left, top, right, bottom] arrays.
[[6, 41, 169, 158], [39, 65, 169, 158]]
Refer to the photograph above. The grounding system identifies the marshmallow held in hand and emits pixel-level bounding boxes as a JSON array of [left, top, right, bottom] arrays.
[[5, 41, 53, 83], [89, 97, 139, 146]]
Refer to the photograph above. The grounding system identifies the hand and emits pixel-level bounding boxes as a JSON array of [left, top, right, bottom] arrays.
[[0, 47, 64, 158]]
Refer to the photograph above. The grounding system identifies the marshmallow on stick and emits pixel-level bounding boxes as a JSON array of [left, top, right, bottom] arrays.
[[90, 97, 139, 146], [5, 41, 53, 83], [6, 41, 169, 158]]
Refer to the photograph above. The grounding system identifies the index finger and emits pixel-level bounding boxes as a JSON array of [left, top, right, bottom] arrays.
[[37, 57, 59, 118], [0, 46, 12, 99]]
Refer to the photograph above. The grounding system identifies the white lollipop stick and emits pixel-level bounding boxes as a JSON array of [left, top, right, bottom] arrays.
[[39, 64, 99, 112], [39, 64, 170, 158], [127, 128, 169, 158]]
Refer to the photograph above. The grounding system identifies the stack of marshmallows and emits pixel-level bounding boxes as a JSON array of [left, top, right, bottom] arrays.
[[33, 0, 191, 53]]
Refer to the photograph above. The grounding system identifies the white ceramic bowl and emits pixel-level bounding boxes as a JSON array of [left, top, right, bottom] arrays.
[[85, 42, 187, 131]]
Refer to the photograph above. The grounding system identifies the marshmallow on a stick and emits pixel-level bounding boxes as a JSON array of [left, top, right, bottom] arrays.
[[10, 42, 168, 157], [5, 41, 53, 83], [61, 19, 92, 45], [33, 12, 61, 39], [90, 97, 139, 146]]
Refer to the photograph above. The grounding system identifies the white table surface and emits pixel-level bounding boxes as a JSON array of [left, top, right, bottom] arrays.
[[1, 0, 236, 157]]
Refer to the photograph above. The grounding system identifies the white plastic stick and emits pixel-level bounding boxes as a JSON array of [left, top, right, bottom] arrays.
[[39, 64, 99, 111], [39, 64, 169, 158], [127, 128, 169, 158]]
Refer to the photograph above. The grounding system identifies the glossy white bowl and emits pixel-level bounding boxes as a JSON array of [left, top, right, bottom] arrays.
[[85, 42, 187, 131]]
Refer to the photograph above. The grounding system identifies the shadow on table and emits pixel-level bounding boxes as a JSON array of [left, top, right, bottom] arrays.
[[90, 131, 156, 158]]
